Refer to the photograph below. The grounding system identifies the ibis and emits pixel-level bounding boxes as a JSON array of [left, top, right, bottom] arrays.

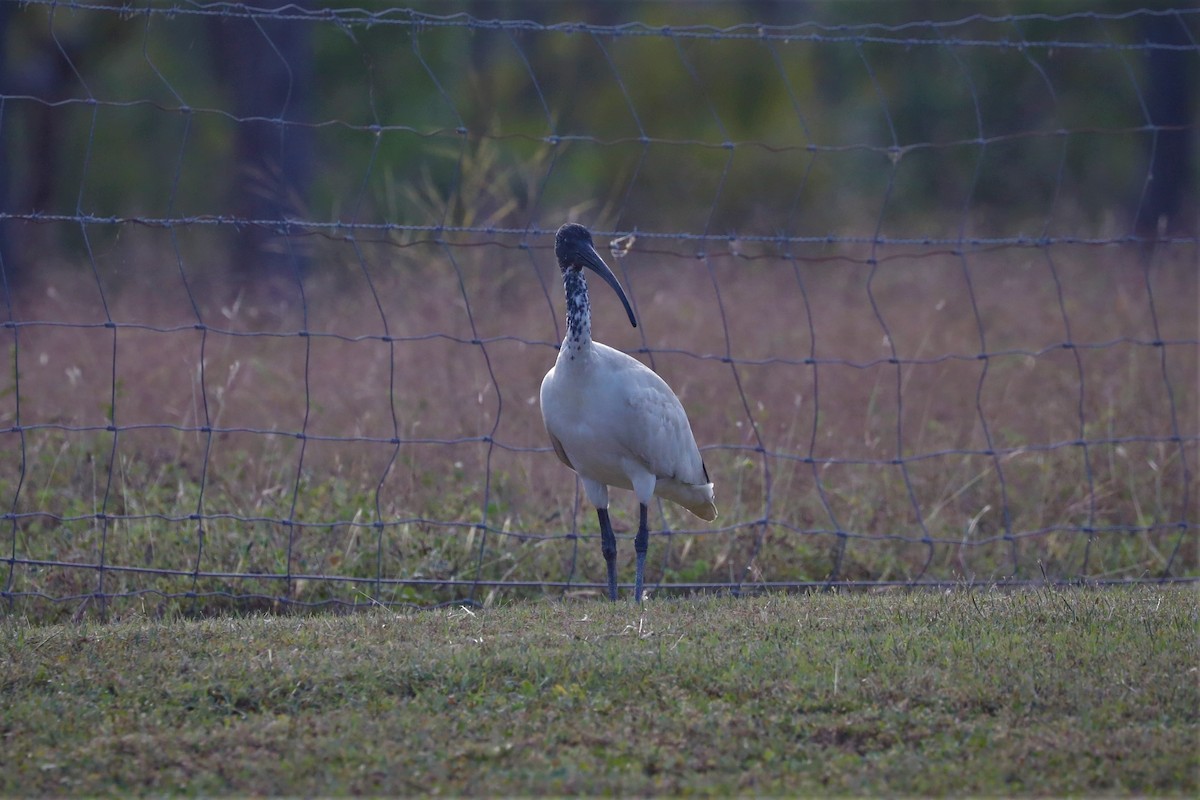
[[540, 222, 717, 603]]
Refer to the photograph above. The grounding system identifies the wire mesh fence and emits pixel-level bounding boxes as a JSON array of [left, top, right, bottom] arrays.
[[0, 2, 1196, 619]]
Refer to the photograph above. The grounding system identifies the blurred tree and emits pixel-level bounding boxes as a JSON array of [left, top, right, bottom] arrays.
[[1137, 11, 1196, 236], [0, 3, 91, 295], [208, 1, 314, 285], [0, 1, 10, 306]]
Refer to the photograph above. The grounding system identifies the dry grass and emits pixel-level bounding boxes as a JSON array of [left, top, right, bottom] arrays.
[[1, 227, 1196, 617]]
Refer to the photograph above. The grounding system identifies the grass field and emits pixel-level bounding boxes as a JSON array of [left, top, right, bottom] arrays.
[[2, 587, 1196, 795], [1, 235, 1196, 617]]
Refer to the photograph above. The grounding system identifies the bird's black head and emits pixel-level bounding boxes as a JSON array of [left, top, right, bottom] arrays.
[[554, 222, 637, 328], [555, 222, 595, 269]]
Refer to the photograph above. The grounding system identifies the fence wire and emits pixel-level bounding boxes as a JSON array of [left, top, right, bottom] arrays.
[[0, 2, 1196, 619]]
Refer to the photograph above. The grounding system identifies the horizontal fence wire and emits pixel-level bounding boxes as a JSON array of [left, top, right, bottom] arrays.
[[0, 1, 1197, 619]]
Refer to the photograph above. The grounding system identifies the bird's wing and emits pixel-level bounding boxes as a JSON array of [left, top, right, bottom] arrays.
[[546, 429, 575, 471], [617, 379, 708, 487]]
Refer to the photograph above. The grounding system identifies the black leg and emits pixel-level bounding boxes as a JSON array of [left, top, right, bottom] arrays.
[[597, 508, 618, 601], [634, 504, 649, 603]]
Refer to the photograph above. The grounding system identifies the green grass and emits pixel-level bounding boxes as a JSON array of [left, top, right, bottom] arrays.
[[2, 587, 1197, 795]]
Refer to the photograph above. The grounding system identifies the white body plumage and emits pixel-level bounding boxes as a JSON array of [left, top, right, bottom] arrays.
[[541, 340, 717, 521]]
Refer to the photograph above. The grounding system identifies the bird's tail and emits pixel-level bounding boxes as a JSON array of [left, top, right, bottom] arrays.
[[661, 479, 717, 521], [686, 488, 719, 522]]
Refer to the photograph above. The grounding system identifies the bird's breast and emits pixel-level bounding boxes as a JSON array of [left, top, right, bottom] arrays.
[[543, 342, 706, 475]]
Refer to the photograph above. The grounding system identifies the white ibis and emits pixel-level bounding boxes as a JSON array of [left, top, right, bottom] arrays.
[[540, 222, 717, 603]]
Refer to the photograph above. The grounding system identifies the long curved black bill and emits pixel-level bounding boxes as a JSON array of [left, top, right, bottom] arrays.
[[578, 243, 638, 328]]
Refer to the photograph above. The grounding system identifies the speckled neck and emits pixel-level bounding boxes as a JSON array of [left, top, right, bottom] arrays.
[[563, 267, 592, 354]]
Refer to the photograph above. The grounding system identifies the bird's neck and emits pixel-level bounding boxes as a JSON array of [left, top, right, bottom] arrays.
[[562, 268, 593, 352]]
